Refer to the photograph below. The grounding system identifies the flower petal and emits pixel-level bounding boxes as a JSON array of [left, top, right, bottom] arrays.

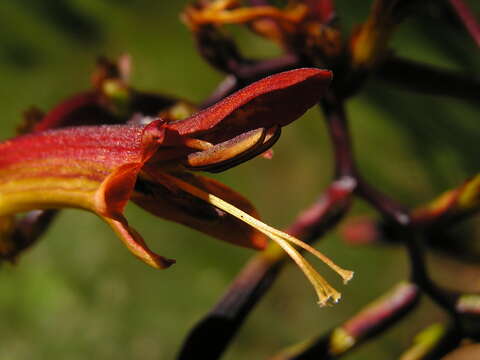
[[0, 124, 167, 267], [166, 68, 332, 143], [103, 215, 175, 269], [133, 171, 267, 250], [94, 163, 143, 220]]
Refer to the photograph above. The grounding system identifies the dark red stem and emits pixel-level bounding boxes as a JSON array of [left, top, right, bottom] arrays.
[[377, 56, 480, 102], [2, 210, 58, 262], [448, 0, 480, 47], [274, 282, 421, 359], [321, 95, 357, 178]]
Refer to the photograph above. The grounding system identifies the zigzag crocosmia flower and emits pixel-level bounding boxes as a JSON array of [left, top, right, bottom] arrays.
[[0, 68, 353, 305]]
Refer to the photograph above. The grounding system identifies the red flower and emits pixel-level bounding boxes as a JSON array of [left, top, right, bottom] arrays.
[[0, 68, 353, 305]]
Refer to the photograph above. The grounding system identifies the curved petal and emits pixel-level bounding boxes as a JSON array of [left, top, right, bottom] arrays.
[[133, 171, 267, 250], [103, 215, 175, 269], [166, 68, 332, 143], [94, 163, 143, 220]]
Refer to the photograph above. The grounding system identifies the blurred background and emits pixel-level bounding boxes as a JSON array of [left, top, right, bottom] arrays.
[[0, 1, 478, 359]]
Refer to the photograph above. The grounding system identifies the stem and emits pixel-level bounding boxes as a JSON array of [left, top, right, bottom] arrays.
[[1, 210, 58, 262], [399, 323, 462, 360], [321, 94, 357, 178], [448, 0, 480, 47], [271, 282, 421, 359], [377, 56, 480, 102], [356, 180, 410, 225], [403, 230, 458, 317], [355, 181, 458, 316], [178, 251, 284, 360]]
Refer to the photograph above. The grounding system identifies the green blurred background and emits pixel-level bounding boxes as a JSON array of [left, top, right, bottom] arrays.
[[0, 1, 478, 359]]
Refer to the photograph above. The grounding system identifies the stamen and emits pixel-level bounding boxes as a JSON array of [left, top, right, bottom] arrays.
[[267, 230, 342, 306], [182, 138, 214, 151], [262, 228, 354, 284], [159, 173, 353, 306], [185, 128, 267, 171]]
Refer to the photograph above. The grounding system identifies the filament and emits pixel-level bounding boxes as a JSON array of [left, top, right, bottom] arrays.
[[159, 173, 353, 306]]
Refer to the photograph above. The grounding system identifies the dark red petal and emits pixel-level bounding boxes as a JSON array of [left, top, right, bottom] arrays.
[[104, 216, 175, 269], [132, 172, 267, 250], [166, 68, 332, 143]]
